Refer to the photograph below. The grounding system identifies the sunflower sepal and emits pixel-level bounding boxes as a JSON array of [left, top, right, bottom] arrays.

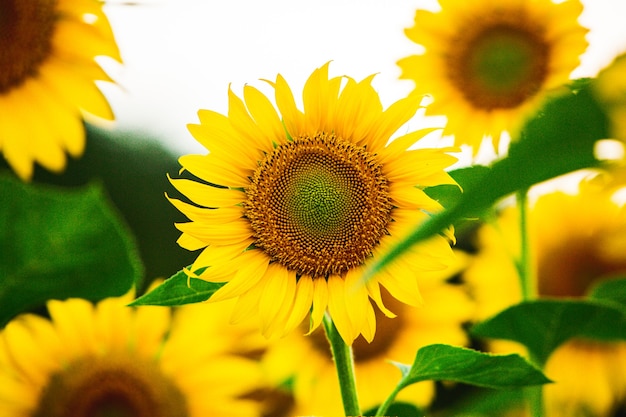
[[374, 344, 551, 416], [130, 266, 223, 307], [471, 298, 626, 367]]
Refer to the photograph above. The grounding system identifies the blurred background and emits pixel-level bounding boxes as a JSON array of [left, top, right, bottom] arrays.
[[101, 0, 626, 156]]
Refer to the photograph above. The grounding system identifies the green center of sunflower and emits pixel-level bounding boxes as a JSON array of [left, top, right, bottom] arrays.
[[0, 0, 58, 93], [33, 355, 189, 417], [450, 22, 550, 109], [244, 132, 393, 278]]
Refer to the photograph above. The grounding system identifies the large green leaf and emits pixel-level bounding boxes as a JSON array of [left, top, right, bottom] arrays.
[[130, 267, 224, 306], [0, 174, 142, 327], [392, 344, 550, 390], [376, 344, 548, 417], [471, 299, 626, 366], [589, 277, 626, 308], [365, 81, 610, 281]]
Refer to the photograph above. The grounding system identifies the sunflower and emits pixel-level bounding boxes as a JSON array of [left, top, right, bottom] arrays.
[[168, 63, 459, 345], [398, 0, 588, 153], [260, 255, 473, 416], [594, 52, 626, 143], [464, 184, 626, 416], [0, 0, 120, 180], [0, 292, 264, 417]]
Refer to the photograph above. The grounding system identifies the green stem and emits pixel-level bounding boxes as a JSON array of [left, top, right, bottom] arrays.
[[517, 189, 543, 417], [374, 385, 402, 417], [322, 314, 361, 416], [517, 188, 536, 301]]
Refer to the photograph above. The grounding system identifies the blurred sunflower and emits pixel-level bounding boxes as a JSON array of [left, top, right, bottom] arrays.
[[398, 0, 588, 153], [594, 53, 626, 143], [465, 184, 626, 417], [0, 292, 264, 417], [260, 257, 473, 416], [0, 0, 120, 180], [168, 63, 459, 344]]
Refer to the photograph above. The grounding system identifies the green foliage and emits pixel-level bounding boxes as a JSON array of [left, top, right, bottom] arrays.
[[0, 174, 142, 327], [362, 401, 422, 417], [376, 344, 550, 416], [590, 276, 626, 308], [365, 80, 610, 281], [471, 299, 626, 367], [130, 266, 224, 306], [392, 344, 550, 390]]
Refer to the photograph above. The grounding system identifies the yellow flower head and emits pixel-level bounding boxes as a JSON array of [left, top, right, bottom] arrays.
[[169, 63, 459, 344], [465, 186, 626, 416], [0, 0, 120, 180], [261, 255, 473, 416], [594, 52, 626, 143], [398, 0, 589, 153], [0, 293, 264, 417]]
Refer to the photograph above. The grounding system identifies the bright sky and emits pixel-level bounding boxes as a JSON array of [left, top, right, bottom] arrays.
[[101, 0, 626, 157]]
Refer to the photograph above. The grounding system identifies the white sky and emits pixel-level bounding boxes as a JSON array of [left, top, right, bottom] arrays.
[[100, 0, 626, 157]]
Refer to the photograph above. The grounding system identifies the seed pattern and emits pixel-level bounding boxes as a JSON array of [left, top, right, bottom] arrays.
[[244, 132, 393, 278]]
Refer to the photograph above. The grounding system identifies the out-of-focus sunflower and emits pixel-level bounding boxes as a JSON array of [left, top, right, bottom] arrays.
[[168, 63, 459, 345], [398, 0, 588, 153], [0, 0, 120, 180], [594, 53, 626, 143], [0, 292, 264, 417], [465, 185, 626, 417], [260, 257, 473, 416]]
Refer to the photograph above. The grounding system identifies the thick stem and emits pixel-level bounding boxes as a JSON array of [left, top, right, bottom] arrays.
[[322, 314, 361, 416]]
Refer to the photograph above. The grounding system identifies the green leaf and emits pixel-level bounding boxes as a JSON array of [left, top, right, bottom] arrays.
[[424, 165, 491, 216], [130, 267, 224, 306], [0, 174, 142, 327], [365, 80, 610, 281], [589, 277, 626, 308], [392, 344, 551, 391], [471, 299, 626, 366], [363, 402, 422, 417]]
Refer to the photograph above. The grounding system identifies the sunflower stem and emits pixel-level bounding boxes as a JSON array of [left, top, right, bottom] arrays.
[[516, 189, 543, 417], [517, 188, 536, 301], [374, 385, 402, 417], [322, 313, 361, 417]]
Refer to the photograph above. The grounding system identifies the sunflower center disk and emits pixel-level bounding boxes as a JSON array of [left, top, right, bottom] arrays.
[[245, 133, 393, 278], [0, 0, 57, 92], [33, 355, 189, 417], [453, 24, 549, 109]]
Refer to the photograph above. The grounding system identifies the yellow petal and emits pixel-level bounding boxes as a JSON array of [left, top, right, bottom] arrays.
[[283, 274, 315, 334], [326, 275, 356, 344], [309, 278, 329, 333], [169, 176, 245, 208], [273, 73, 304, 138], [243, 85, 285, 145], [178, 154, 251, 188], [257, 264, 291, 335], [209, 250, 270, 302]]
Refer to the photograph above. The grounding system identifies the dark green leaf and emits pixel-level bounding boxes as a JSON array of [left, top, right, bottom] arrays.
[[392, 344, 550, 391], [365, 81, 610, 281], [130, 267, 224, 306], [589, 277, 626, 308], [0, 174, 142, 327], [363, 402, 422, 417], [471, 299, 626, 366], [424, 165, 491, 214]]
